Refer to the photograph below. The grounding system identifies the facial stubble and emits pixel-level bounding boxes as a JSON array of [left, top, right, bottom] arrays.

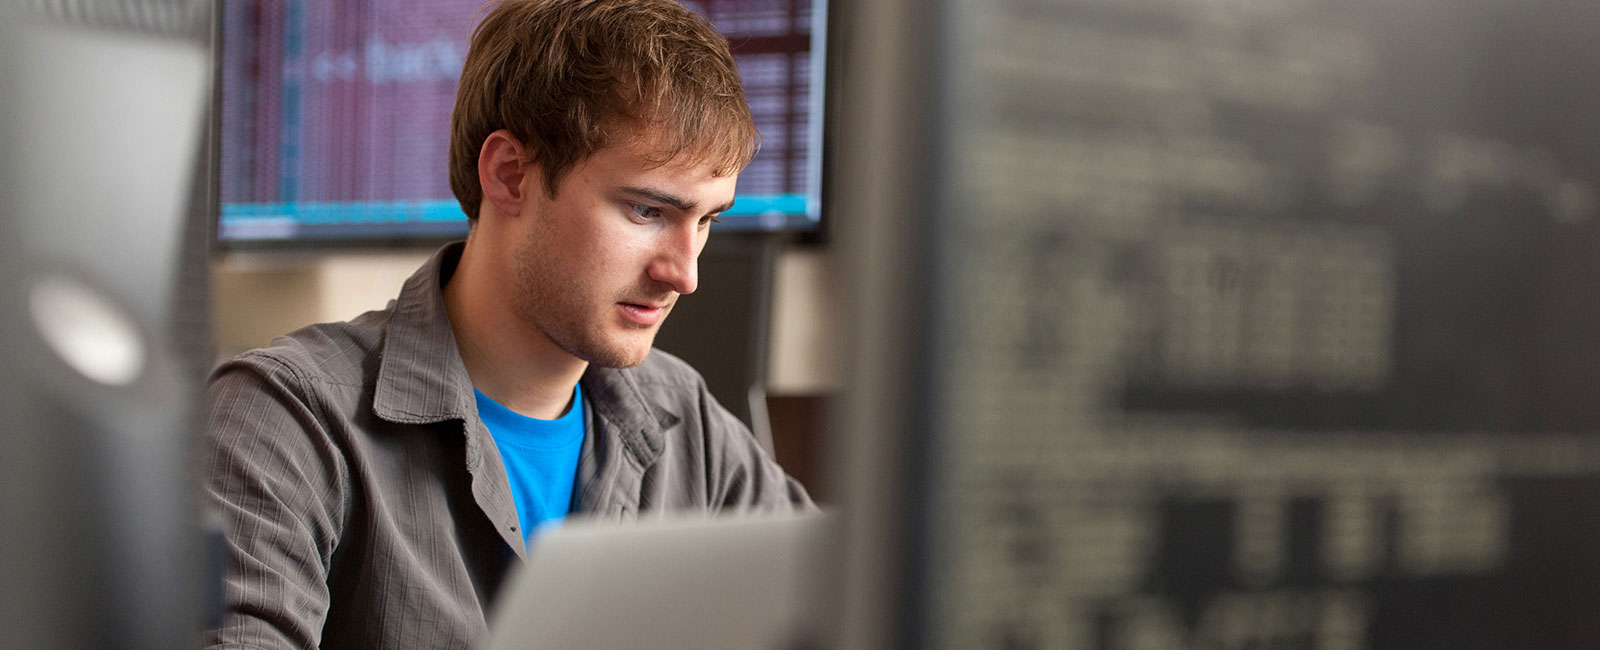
[[512, 218, 666, 369]]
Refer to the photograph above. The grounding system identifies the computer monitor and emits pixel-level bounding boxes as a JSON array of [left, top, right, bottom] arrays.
[[0, 1, 214, 648], [828, 0, 1600, 648], [215, 0, 828, 248]]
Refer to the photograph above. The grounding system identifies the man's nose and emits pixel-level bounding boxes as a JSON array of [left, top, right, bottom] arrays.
[[647, 224, 701, 295]]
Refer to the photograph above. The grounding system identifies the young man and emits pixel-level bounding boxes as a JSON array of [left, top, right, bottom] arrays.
[[203, 1, 813, 648]]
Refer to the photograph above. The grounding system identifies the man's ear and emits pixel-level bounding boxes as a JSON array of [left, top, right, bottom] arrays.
[[478, 129, 536, 219]]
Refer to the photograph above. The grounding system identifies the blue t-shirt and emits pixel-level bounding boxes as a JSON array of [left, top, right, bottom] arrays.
[[473, 383, 586, 548]]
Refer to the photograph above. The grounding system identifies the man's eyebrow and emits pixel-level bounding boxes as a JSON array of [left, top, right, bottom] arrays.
[[621, 186, 696, 212], [620, 186, 735, 215]]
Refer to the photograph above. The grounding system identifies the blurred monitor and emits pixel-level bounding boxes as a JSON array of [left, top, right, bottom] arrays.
[[0, 1, 213, 648], [215, 0, 827, 249], [828, 0, 1600, 649]]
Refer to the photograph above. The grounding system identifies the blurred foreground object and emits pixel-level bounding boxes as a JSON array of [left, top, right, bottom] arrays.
[[828, 0, 1600, 648], [486, 511, 834, 650], [0, 1, 214, 648]]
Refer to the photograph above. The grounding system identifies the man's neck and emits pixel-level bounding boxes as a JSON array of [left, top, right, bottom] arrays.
[[443, 237, 587, 420]]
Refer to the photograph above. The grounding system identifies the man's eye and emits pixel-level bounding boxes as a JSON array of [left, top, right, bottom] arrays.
[[631, 204, 663, 221], [699, 214, 724, 227]]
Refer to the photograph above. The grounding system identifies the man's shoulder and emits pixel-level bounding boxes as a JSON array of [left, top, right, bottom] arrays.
[[220, 307, 394, 388]]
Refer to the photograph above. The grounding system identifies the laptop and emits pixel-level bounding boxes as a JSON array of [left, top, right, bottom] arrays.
[[486, 510, 835, 650]]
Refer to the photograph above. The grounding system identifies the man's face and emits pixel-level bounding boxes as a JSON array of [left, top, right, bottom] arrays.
[[510, 137, 737, 369]]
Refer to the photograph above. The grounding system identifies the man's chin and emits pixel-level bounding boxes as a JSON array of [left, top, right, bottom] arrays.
[[585, 351, 651, 369], [572, 338, 655, 369]]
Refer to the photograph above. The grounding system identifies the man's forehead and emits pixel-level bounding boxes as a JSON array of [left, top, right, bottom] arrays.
[[574, 135, 738, 211], [591, 134, 741, 182]]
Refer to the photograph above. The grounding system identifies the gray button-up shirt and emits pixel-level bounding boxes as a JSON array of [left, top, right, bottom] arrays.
[[203, 243, 812, 650]]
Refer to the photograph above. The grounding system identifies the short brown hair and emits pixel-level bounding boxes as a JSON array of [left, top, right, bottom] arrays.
[[448, 0, 759, 221]]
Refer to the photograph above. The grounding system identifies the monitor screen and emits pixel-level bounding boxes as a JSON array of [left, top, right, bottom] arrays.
[[826, 0, 1600, 648], [216, 0, 825, 247]]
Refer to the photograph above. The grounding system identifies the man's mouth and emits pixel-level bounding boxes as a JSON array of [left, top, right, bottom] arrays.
[[617, 300, 671, 326]]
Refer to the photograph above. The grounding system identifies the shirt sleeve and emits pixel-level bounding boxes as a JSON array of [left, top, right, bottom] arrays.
[[202, 352, 348, 650], [699, 383, 817, 511]]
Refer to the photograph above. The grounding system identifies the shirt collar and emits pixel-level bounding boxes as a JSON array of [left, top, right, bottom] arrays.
[[580, 364, 670, 467], [372, 242, 477, 424]]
